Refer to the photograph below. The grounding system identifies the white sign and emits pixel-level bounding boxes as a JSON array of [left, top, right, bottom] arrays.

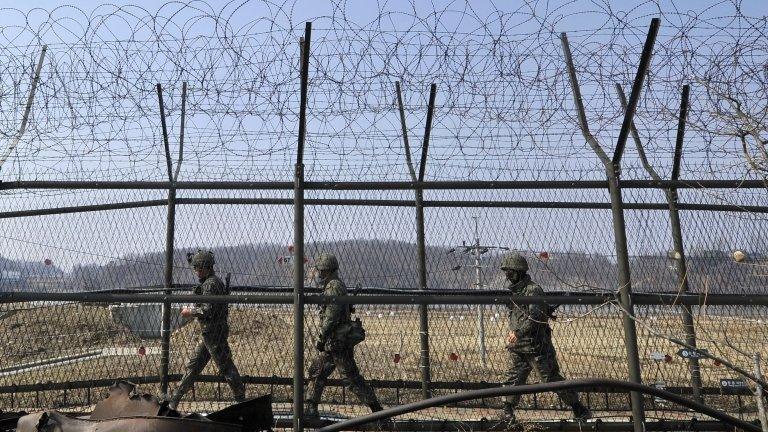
[[677, 348, 708, 359]]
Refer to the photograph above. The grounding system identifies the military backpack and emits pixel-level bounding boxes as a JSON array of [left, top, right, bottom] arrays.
[[334, 317, 366, 346]]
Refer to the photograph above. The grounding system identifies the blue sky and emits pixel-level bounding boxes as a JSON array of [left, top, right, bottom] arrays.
[[1, 0, 764, 182]]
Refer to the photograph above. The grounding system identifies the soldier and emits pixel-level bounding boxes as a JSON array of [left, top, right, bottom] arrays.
[[304, 252, 383, 419], [168, 250, 246, 409], [500, 252, 591, 424]]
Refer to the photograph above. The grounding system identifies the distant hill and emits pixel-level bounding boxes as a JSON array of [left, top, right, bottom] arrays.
[[0, 255, 64, 291], [1, 241, 764, 294]]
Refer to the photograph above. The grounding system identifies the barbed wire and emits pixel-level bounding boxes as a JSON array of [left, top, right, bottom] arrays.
[[0, 0, 764, 182]]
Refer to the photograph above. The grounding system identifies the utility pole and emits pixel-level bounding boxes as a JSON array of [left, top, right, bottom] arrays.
[[472, 217, 487, 367], [450, 216, 508, 367]]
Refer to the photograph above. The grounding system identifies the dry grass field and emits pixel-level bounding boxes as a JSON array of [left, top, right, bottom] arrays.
[[1, 301, 766, 420]]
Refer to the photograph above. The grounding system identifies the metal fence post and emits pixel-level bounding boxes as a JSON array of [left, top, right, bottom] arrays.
[[293, 22, 311, 432], [606, 165, 646, 430], [616, 81, 703, 403], [396, 81, 436, 399], [415, 195, 432, 400], [608, 18, 660, 432], [157, 83, 176, 396], [159, 185, 175, 396], [416, 84, 437, 399], [561, 17, 658, 431], [0, 46, 46, 173], [668, 85, 703, 403]]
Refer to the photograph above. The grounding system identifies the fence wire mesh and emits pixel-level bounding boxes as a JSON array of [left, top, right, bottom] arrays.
[[0, 0, 767, 430], [2, 197, 767, 425]]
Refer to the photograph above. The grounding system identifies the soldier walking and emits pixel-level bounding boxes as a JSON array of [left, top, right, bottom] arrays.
[[304, 252, 383, 419], [168, 250, 246, 409], [500, 252, 591, 424]]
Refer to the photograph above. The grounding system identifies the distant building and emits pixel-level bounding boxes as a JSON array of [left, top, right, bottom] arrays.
[[0, 270, 23, 291], [24, 275, 61, 291], [0, 270, 22, 282]]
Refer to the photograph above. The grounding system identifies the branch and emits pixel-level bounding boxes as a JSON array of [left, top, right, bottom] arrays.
[[0, 46, 47, 171], [740, 134, 768, 173], [698, 79, 768, 172]]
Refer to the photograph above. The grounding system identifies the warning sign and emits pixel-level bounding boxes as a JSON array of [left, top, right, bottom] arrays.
[[677, 348, 709, 359]]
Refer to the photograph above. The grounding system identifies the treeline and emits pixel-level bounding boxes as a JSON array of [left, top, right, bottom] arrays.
[[0, 241, 763, 294]]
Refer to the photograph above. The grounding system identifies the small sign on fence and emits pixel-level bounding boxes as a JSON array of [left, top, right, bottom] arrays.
[[676, 348, 709, 359], [652, 381, 666, 404], [720, 378, 748, 394]]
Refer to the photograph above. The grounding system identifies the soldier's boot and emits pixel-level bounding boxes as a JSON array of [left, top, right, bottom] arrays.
[[571, 401, 592, 421], [368, 400, 383, 413], [167, 396, 180, 411], [367, 401, 394, 429], [497, 404, 522, 431], [500, 403, 516, 421], [304, 402, 320, 420]]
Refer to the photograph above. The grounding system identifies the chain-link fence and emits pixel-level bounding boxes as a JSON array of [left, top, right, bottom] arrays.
[[1, 187, 766, 427], [0, 0, 767, 430]]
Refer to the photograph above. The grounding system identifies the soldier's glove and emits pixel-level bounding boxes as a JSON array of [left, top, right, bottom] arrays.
[[315, 339, 325, 352]]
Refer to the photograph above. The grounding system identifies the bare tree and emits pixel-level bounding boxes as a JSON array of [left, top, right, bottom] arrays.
[[696, 77, 768, 179]]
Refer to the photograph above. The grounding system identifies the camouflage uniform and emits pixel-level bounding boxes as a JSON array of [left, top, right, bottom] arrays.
[[305, 253, 382, 417], [170, 252, 245, 408], [501, 253, 590, 421]]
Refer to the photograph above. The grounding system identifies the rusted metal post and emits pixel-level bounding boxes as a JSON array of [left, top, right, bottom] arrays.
[[606, 166, 645, 430], [616, 81, 702, 403], [609, 18, 660, 432], [174, 82, 187, 181], [0, 46, 46, 172], [156, 84, 176, 395], [293, 22, 311, 432], [159, 195, 176, 396], [157, 83, 176, 396], [416, 84, 437, 399], [395, 81, 417, 181], [396, 81, 435, 399], [613, 18, 660, 166], [561, 20, 658, 430], [668, 85, 703, 402]]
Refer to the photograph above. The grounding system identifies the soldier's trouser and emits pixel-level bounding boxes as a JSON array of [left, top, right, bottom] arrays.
[[502, 343, 579, 408], [170, 329, 245, 406], [305, 346, 381, 409]]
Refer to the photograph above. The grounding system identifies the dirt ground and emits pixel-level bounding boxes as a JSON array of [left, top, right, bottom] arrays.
[[0, 302, 764, 420]]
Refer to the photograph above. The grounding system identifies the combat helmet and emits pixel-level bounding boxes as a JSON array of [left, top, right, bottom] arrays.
[[315, 253, 339, 271], [188, 250, 215, 269], [500, 252, 528, 272]]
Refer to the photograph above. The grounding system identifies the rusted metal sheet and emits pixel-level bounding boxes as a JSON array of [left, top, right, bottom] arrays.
[[14, 381, 273, 432], [17, 411, 242, 432], [90, 381, 161, 420]]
